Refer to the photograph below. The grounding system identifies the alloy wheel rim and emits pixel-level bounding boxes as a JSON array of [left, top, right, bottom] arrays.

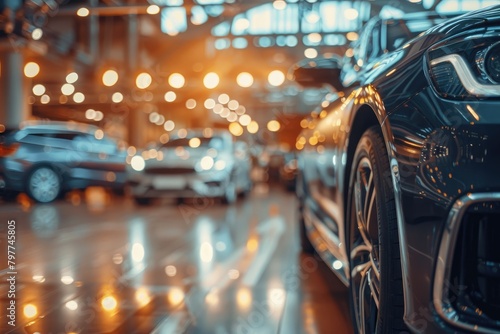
[[350, 157, 381, 333], [30, 168, 60, 202]]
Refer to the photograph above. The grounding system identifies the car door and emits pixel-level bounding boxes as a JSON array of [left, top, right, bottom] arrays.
[[72, 133, 126, 183]]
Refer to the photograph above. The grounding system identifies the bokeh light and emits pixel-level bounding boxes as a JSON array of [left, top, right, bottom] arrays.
[[136, 72, 152, 89], [168, 73, 185, 88], [267, 120, 281, 132], [203, 72, 219, 89], [237, 72, 254, 88], [268, 70, 285, 86], [24, 62, 40, 78], [102, 70, 119, 87]]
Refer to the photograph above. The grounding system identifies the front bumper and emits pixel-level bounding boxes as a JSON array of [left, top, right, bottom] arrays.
[[127, 171, 229, 199]]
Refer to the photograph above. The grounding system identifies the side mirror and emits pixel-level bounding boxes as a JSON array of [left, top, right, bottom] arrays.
[[289, 57, 344, 91]]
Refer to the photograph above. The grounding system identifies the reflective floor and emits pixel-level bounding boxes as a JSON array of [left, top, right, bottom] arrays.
[[0, 185, 352, 334]]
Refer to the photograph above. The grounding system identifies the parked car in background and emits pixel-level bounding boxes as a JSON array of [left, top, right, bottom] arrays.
[[127, 129, 252, 205], [0, 121, 127, 203], [294, 7, 500, 334]]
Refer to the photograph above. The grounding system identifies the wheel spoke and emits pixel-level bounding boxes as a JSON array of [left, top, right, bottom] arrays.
[[351, 155, 381, 334], [367, 267, 380, 308], [363, 171, 374, 230]]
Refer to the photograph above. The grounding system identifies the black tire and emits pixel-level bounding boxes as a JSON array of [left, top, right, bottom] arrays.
[[299, 205, 315, 254], [134, 197, 152, 206], [0, 190, 19, 202], [27, 166, 61, 203], [346, 127, 406, 333]]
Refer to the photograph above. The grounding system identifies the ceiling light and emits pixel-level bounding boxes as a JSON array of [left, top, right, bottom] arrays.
[[203, 72, 219, 89], [24, 62, 40, 78], [66, 72, 78, 83], [168, 73, 185, 88], [236, 72, 253, 88], [136, 72, 152, 89], [147, 5, 161, 15], [77, 7, 90, 17], [268, 70, 285, 87], [102, 70, 119, 87]]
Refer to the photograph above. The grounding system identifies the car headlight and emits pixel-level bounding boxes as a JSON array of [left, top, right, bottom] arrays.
[[427, 31, 500, 99], [130, 155, 145, 171], [195, 156, 228, 172]]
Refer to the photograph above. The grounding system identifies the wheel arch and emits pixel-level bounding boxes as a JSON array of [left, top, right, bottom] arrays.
[[343, 104, 380, 216]]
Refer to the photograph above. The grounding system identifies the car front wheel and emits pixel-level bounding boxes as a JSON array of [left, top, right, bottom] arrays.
[[27, 166, 61, 203], [347, 127, 406, 333]]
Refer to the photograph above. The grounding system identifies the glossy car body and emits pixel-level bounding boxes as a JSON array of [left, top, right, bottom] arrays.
[[0, 122, 127, 203], [127, 129, 252, 204], [296, 7, 500, 333]]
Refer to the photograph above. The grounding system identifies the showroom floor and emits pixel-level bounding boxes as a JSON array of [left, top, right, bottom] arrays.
[[0, 185, 352, 334]]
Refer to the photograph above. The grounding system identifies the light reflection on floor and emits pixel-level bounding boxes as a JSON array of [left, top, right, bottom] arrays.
[[0, 186, 352, 334]]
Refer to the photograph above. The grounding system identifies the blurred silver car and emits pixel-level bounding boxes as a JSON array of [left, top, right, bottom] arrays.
[[0, 122, 127, 203], [127, 130, 252, 205]]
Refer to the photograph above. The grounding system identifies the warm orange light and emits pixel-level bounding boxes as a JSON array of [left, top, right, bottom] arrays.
[[23, 304, 37, 318], [146, 4, 160, 15], [229, 122, 244, 137], [203, 72, 219, 89], [268, 70, 285, 86], [247, 121, 259, 134], [101, 295, 117, 311], [164, 91, 176, 102], [238, 114, 251, 126], [136, 72, 152, 89], [32, 84, 45, 96], [66, 72, 78, 83], [24, 62, 40, 78], [102, 70, 119, 87], [168, 73, 185, 88], [77, 7, 90, 17], [304, 48, 318, 59], [267, 120, 281, 132], [237, 72, 253, 88], [167, 287, 185, 305]]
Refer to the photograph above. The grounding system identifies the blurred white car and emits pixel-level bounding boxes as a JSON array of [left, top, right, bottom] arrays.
[[127, 130, 252, 205]]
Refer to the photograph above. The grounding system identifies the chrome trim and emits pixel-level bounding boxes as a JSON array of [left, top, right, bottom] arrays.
[[433, 192, 500, 334], [430, 54, 500, 97], [388, 157, 414, 323]]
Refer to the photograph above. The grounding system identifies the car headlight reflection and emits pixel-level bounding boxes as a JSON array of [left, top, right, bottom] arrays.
[[131, 155, 145, 171]]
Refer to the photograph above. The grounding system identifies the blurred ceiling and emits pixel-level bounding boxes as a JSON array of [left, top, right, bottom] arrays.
[[0, 0, 492, 145]]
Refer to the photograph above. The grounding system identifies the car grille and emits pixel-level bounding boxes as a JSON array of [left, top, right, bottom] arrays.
[[144, 167, 195, 175], [448, 201, 500, 329]]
